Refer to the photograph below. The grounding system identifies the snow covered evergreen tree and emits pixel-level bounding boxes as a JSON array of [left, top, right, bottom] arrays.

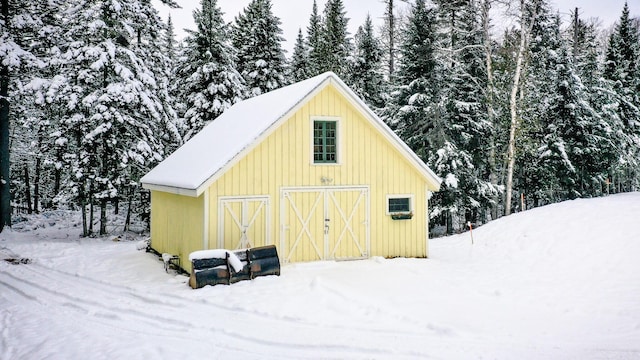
[[178, 0, 246, 141], [165, 15, 178, 64], [538, 38, 599, 199], [428, 0, 500, 232], [317, 0, 352, 77], [232, 0, 287, 97], [348, 14, 384, 110], [289, 28, 310, 82], [0, 0, 70, 228], [163, 14, 185, 152], [306, 0, 324, 76], [54, 0, 177, 235], [603, 2, 640, 192], [567, 10, 625, 197], [391, 0, 440, 155], [8, 0, 69, 215], [514, 0, 561, 207], [133, 2, 182, 151]]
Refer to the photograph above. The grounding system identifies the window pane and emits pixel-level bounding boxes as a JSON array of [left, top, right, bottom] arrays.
[[313, 120, 337, 163], [389, 198, 410, 213]]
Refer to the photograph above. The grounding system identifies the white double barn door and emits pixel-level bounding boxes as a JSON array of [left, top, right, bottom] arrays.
[[280, 187, 370, 263], [217, 187, 369, 263]]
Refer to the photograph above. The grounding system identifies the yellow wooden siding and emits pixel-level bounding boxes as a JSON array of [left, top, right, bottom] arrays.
[[205, 84, 431, 261], [150, 190, 204, 272]]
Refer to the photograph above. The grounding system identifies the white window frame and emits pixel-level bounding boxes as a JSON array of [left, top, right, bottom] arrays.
[[386, 194, 414, 215], [310, 116, 342, 165]]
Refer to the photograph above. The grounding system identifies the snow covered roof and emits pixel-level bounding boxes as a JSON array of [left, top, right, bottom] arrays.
[[141, 71, 441, 196]]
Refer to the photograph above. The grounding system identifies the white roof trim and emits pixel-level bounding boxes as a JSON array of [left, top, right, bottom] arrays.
[[142, 183, 198, 197]]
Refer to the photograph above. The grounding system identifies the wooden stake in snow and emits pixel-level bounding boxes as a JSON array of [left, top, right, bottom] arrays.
[[467, 221, 474, 245]]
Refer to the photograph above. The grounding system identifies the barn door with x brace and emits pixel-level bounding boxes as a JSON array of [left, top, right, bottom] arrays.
[[218, 196, 270, 250], [280, 187, 369, 263]]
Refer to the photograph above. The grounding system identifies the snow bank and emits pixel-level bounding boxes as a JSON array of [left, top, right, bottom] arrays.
[[1, 194, 639, 359]]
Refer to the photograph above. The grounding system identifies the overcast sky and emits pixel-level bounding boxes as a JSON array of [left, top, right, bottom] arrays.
[[153, 0, 637, 54]]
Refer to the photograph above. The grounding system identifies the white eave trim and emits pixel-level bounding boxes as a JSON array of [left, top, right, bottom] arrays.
[[141, 182, 199, 197]]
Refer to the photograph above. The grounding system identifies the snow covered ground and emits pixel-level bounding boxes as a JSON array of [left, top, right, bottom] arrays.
[[1, 193, 639, 360]]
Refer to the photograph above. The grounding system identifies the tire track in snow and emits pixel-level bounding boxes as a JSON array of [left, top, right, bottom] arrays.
[[2, 259, 457, 359], [0, 270, 401, 359], [30, 260, 441, 339], [0, 307, 14, 360], [0, 266, 193, 334]]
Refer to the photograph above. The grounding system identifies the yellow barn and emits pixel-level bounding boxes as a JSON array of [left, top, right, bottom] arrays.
[[141, 72, 441, 272]]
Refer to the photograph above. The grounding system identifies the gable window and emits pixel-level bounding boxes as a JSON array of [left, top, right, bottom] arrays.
[[386, 195, 414, 214], [313, 120, 337, 163]]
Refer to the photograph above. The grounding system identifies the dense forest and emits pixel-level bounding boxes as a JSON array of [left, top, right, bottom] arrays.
[[1, 0, 638, 236]]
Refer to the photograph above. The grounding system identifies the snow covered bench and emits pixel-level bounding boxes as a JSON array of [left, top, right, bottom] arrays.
[[188, 245, 280, 289]]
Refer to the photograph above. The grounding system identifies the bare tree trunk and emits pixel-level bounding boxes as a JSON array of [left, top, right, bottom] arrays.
[[0, 0, 11, 231], [80, 181, 88, 237], [53, 148, 61, 197], [505, 0, 536, 216], [34, 152, 41, 213], [99, 198, 107, 235], [124, 188, 132, 232], [24, 165, 32, 214], [89, 179, 94, 235], [385, 0, 395, 79]]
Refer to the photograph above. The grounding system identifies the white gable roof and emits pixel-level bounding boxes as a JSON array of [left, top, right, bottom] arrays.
[[141, 72, 441, 196]]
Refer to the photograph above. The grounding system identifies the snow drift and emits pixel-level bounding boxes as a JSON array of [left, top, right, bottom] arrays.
[[1, 193, 639, 359]]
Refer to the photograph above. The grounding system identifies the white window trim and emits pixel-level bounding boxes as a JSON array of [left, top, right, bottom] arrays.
[[386, 194, 415, 215], [310, 116, 342, 165]]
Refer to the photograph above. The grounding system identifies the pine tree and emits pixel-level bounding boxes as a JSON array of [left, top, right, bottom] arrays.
[[568, 10, 623, 197], [163, 14, 185, 152], [539, 39, 599, 199], [306, 0, 323, 76], [0, 0, 61, 229], [517, 3, 562, 206], [318, 0, 351, 77], [430, 0, 500, 232], [603, 2, 640, 192], [168, 21, 188, 138], [133, 4, 182, 151], [604, 2, 638, 91], [232, 0, 287, 97], [56, 0, 173, 235], [289, 28, 310, 82], [348, 14, 384, 109], [178, 0, 246, 140], [9, 0, 70, 214], [391, 0, 441, 162], [165, 15, 178, 64]]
